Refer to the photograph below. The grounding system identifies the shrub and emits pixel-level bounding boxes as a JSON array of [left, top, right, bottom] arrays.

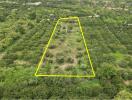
[[15, 24, 25, 34], [118, 60, 128, 68], [49, 44, 57, 49], [77, 59, 82, 65], [48, 59, 53, 64], [46, 51, 53, 58], [76, 47, 82, 51], [65, 65, 74, 71], [0, 15, 5, 22], [121, 70, 132, 80], [28, 22, 34, 29], [68, 25, 73, 31], [103, 84, 118, 98], [56, 56, 64, 64], [76, 38, 81, 42], [28, 12, 36, 20], [97, 63, 118, 80], [54, 66, 59, 69], [114, 90, 132, 100], [54, 34, 59, 39], [76, 52, 83, 58], [120, 70, 129, 80], [60, 38, 65, 42], [66, 57, 74, 63]]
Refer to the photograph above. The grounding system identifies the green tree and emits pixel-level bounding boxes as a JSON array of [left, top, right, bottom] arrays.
[[97, 63, 123, 97]]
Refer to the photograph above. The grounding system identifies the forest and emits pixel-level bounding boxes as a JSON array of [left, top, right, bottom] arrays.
[[0, 0, 132, 99]]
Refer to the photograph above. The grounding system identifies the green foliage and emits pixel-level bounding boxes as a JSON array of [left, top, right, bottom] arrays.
[[56, 56, 64, 64], [27, 21, 34, 29], [28, 12, 36, 20], [97, 63, 117, 79], [15, 24, 25, 34], [97, 63, 124, 97], [66, 57, 74, 63], [46, 51, 53, 58], [0, 15, 5, 22], [114, 90, 132, 100]]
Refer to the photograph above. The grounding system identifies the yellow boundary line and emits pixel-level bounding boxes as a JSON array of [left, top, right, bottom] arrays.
[[35, 16, 95, 78]]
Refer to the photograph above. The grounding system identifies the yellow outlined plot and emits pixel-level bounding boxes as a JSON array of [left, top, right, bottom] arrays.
[[35, 16, 95, 78]]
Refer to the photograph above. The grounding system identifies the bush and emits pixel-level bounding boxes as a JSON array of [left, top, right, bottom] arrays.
[[77, 59, 82, 65], [66, 57, 74, 63], [0, 15, 5, 22], [60, 36, 65, 42], [28, 22, 34, 29], [118, 60, 128, 68], [56, 56, 64, 64], [114, 90, 132, 100], [76, 38, 81, 42], [48, 59, 53, 64], [76, 52, 83, 58], [54, 66, 59, 69], [28, 12, 36, 20], [97, 63, 118, 80], [49, 44, 57, 49], [122, 71, 132, 80], [68, 25, 73, 31], [15, 24, 25, 34], [120, 70, 129, 80], [76, 46, 82, 51], [103, 84, 118, 98], [46, 51, 53, 58], [65, 65, 74, 71]]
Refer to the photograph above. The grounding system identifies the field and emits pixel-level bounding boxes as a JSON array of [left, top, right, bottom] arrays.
[[0, 0, 132, 99], [36, 17, 95, 77]]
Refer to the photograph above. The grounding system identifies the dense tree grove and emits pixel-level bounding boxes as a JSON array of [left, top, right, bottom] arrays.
[[0, 0, 131, 99]]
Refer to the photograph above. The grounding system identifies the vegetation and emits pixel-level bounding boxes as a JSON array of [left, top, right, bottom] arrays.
[[37, 19, 92, 75], [0, 0, 131, 99]]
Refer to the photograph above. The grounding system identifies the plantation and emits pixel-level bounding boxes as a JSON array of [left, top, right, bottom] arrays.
[[0, 0, 132, 99], [37, 17, 94, 76]]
